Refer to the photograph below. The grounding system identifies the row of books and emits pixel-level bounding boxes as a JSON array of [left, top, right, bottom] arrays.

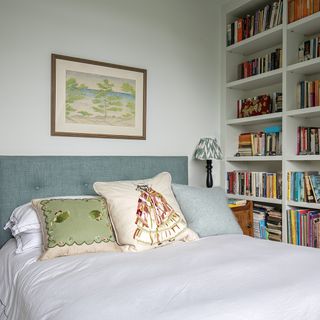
[[287, 209, 320, 247], [237, 127, 282, 157], [227, 171, 282, 199], [298, 36, 320, 63], [254, 204, 282, 242], [297, 80, 320, 108], [238, 48, 282, 80], [297, 126, 320, 155], [288, 0, 320, 24], [226, 0, 283, 46], [287, 171, 320, 203], [237, 93, 282, 118]]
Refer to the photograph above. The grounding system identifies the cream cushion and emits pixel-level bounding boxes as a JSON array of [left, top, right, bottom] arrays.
[[93, 172, 198, 252]]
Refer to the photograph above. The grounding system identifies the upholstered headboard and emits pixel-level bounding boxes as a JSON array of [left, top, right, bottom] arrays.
[[0, 156, 188, 247]]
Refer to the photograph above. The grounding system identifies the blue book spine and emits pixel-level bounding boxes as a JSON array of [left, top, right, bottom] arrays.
[[291, 172, 294, 200], [264, 126, 282, 134]]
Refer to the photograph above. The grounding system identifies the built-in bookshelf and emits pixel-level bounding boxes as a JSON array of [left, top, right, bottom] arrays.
[[221, 0, 320, 244]]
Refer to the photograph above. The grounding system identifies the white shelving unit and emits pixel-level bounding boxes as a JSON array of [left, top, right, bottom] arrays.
[[221, 0, 320, 243]]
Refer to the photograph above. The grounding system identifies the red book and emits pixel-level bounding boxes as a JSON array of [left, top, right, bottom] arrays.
[[302, 0, 309, 17], [237, 18, 243, 42], [295, 0, 303, 20], [316, 80, 320, 106], [288, 0, 295, 23], [297, 126, 301, 155], [310, 81, 315, 107]]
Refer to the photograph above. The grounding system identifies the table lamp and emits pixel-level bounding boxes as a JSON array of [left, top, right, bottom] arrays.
[[194, 137, 222, 188]]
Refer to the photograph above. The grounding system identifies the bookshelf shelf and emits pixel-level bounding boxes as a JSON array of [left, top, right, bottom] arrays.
[[226, 113, 283, 126], [287, 57, 320, 75], [222, 0, 320, 245], [226, 25, 283, 55], [286, 106, 320, 118], [287, 155, 320, 161], [227, 69, 282, 90], [226, 156, 282, 161], [287, 200, 320, 210], [227, 194, 282, 205], [287, 11, 320, 35]]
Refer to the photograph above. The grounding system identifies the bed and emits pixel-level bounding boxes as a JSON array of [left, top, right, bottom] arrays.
[[1, 156, 320, 320]]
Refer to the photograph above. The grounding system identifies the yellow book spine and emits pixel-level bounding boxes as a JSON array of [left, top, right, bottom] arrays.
[[287, 172, 291, 200], [291, 210, 297, 245]]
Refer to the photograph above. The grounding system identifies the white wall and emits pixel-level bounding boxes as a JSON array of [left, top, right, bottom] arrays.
[[0, 0, 222, 186]]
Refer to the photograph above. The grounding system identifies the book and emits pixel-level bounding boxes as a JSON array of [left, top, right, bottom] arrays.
[[238, 48, 282, 80], [296, 127, 320, 155], [227, 171, 282, 199], [236, 129, 282, 156], [298, 36, 320, 63], [287, 171, 320, 203], [237, 93, 282, 119], [297, 80, 320, 108], [288, 0, 320, 23], [287, 208, 320, 247], [310, 174, 320, 203], [226, 1, 283, 46], [228, 199, 247, 208], [253, 203, 282, 241]]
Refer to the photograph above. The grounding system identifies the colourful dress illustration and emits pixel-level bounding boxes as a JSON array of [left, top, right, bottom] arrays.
[[133, 185, 185, 245]]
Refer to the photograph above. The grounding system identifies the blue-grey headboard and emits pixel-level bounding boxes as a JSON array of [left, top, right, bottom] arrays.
[[0, 156, 188, 247]]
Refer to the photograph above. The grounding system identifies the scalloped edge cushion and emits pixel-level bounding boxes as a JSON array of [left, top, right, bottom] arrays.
[[32, 197, 120, 260], [94, 172, 199, 252], [172, 184, 243, 238]]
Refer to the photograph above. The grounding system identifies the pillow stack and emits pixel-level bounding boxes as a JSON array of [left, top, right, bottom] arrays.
[[6, 172, 243, 260]]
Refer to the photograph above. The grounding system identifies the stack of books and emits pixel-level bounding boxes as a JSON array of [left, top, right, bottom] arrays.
[[253, 204, 268, 239], [237, 92, 282, 118], [287, 209, 320, 247], [297, 80, 320, 108], [238, 48, 282, 80], [288, 0, 320, 24], [237, 126, 282, 156], [226, 0, 283, 46], [253, 204, 282, 241], [298, 36, 320, 62], [227, 171, 282, 199], [287, 171, 320, 203], [297, 127, 320, 155], [267, 209, 282, 241]]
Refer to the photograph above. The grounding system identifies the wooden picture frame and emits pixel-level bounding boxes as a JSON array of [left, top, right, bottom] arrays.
[[51, 54, 147, 139]]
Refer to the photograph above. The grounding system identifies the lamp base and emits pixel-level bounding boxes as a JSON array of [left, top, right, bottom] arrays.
[[206, 159, 213, 188]]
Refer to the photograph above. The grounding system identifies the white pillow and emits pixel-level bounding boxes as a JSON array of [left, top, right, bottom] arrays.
[[4, 203, 40, 235], [15, 231, 42, 254]]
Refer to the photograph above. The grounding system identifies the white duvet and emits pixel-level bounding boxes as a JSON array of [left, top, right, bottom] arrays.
[[1, 235, 320, 320]]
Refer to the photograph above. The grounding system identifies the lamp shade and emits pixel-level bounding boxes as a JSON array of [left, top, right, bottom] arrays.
[[194, 138, 222, 160]]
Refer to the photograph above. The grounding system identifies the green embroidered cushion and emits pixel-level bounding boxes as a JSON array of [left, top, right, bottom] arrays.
[[32, 197, 120, 260]]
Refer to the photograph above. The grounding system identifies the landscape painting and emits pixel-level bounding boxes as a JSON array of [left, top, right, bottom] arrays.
[[65, 71, 136, 128], [51, 54, 146, 139]]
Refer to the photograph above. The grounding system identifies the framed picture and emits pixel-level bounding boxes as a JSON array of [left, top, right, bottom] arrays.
[[51, 54, 147, 139]]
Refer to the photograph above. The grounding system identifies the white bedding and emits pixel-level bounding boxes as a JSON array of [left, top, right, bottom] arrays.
[[1, 235, 320, 320]]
